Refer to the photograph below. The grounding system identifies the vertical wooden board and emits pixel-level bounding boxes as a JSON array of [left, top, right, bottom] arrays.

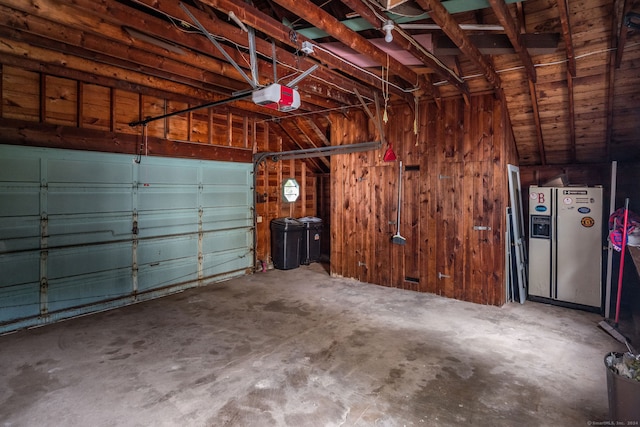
[[357, 166, 371, 282], [461, 161, 475, 302], [231, 115, 245, 148], [490, 160, 506, 306], [435, 162, 460, 298], [2, 66, 40, 121], [141, 95, 165, 139], [480, 94, 495, 163], [442, 98, 465, 161], [81, 84, 110, 131], [463, 96, 474, 162], [403, 168, 421, 289], [330, 114, 344, 276], [423, 102, 439, 294], [45, 76, 77, 127], [190, 111, 209, 143], [166, 101, 188, 141], [114, 89, 139, 134], [387, 161, 400, 288]]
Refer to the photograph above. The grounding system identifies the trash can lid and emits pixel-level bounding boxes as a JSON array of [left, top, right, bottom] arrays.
[[298, 216, 322, 223], [271, 217, 303, 226]]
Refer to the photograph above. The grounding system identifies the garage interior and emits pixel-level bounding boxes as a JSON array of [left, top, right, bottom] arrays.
[[1, 0, 640, 425]]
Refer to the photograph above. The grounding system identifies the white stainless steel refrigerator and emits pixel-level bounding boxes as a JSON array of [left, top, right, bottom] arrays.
[[528, 186, 603, 309]]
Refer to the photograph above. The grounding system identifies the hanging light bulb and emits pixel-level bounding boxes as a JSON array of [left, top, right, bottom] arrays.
[[382, 20, 394, 43]]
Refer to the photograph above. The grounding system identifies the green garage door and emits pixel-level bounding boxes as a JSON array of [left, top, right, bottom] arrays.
[[0, 145, 253, 333]]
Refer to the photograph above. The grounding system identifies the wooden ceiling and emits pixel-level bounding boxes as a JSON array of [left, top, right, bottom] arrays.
[[1, 0, 639, 168]]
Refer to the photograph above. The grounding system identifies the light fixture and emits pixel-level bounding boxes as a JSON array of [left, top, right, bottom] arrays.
[[382, 20, 394, 43]]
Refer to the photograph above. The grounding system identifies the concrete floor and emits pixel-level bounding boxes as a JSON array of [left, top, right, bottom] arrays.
[[0, 263, 625, 426]]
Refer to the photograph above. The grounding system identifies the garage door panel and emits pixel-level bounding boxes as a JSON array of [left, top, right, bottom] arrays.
[[0, 251, 40, 288], [138, 187, 198, 211], [48, 243, 132, 279], [203, 228, 251, 254], [138, 258, 199, 292], [0, 215, 40, 252], [47, 158, 132, 184], [137, 210, 198, 239], [201, 188, 251, 208], [0, 155, 40, 182], [0, 145, 253, 333], [138, 235, 197, 265], [48, 186, 133, 215], [202, 166, 250, 186], [47, 213, 132, 246], [0, 186, 40, 217], [202, 247, 252, 279], [139, 163, 198, 185], [0, 282, 40, 323], [47, 268, 133, 312], [202, 207, 252, 232]]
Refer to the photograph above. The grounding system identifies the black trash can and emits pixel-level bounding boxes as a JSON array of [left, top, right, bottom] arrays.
[[298, 216, 323, 265], [270, 218, 304, 270]]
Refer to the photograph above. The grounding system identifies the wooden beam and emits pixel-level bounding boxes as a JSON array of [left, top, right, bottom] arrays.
[[266, 0, 419, 88], [1, 0, 364, 109], [0, 118, 253, 162], [338, 0, 468, 97], [487, 0, 536, 83], [197, 0, 407, 99], [415, 0, 501, 90], [615, 0, 632, 68], [516, 2, 546, 165], [556, 0, 576, 77], [607, 0, 625, 159], [567, 70, 576, 163]]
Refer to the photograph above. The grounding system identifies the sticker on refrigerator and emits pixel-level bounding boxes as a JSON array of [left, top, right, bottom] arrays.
[[563, 197, 572, 205], [581, 217, 595, 228], [535, 205, 548, 212], [578, 207, 591, 214]]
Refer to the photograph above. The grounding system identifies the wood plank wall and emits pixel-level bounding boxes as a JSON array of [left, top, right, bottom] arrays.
[[0, 64, 254, 162], [330, 94, 517, 306]]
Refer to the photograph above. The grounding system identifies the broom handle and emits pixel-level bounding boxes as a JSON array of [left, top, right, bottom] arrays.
[[614, 198, 630, 325], [397, 161, 403, 234]]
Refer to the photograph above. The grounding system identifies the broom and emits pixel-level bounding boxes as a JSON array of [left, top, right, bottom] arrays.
[[391, 161, 406, 245], [599, 198, 635, 352]]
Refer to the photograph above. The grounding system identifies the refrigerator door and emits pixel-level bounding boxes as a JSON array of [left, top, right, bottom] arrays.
[[528, 186, 552, 298], [555, 187, 602, 308]]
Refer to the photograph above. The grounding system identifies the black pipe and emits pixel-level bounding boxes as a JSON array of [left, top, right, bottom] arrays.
[[129, 92, 252, 127]]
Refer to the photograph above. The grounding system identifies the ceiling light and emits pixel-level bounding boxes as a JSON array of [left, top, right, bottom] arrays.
[[382, 20, 394, 43]]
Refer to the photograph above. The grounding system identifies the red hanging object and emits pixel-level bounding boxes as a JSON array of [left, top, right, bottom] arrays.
[[383, 142, 397, 162]]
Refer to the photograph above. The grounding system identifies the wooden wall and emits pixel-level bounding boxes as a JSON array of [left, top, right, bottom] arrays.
[[0, 64, 254, 162], [330, 94, 518, 306], [254, 136, 318, 267]]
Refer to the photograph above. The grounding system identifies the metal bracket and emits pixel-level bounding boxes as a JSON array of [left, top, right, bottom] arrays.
[[439, 174, 451, 180], [438, 272, 450, 279], [473, 225, 492, 231]]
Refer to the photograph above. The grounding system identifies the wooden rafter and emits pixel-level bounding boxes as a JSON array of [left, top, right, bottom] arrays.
[[516, 2, 546, 165], [338, 0, 468, 99], [487, 0, 536, 83], [191, 0, 406, 100], [567, 70, 576, 163], [556, 0, 576, 77], [607, 0, 627, 158], [556, 0, 577, 162], [615, 0, 633, 68], [266, 0, 419, 88], [414, 0, 501, 90]]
